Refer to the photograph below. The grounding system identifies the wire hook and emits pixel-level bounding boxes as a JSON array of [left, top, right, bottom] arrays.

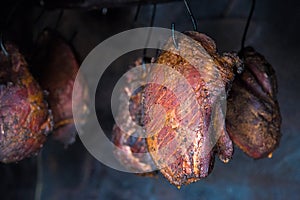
[[55, 9, 64, 30], [171, 23, 179, 49], [241, 0, 256, 50], [142, 4, 157, 67], [134, 1, 142, 22], [0, 34, 9, 57], [183, 0, 198, 31]]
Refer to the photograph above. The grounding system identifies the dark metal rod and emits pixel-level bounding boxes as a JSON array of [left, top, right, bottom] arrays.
[[241, 0, 256, 49], [183, 0, 197, 31]]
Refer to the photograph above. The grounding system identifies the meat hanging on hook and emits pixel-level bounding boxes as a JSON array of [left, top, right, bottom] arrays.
[[111, 0, 280, 188], [0, 42, 53, 163], [141, 0, 241, 187], [31, 29, 90, 146], [112, 3, 158, 175], [226, 47, 281, 159], [226, 0, 281, 159], [111, 0, 243, 187], [112, 57, 158, 175], [143, 31, 242, 187]]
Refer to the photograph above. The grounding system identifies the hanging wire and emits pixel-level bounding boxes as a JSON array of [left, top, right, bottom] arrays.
[[0, 34, 9, 57], [171, 0, 198, 49], [171, 23, 179, 49], [183, 0, 198, 31], [134, 1, 142, 22], [34, 8, 46, 25], [142, 4, 156, 54], [131, 1, 157, 72], [55, 9, 64, 30], [149, 4, 156, 29], [241, 0, 256, 50], [142, 3, 157, 70]]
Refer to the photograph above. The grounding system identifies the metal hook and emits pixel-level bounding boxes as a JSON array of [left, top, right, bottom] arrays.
[[55, 9, 64, 30], [34, 8, 46, 25], [183, 0, 198, 31], [149, 4, 156, 28], [142, 4, 157, 67], [134, 1, 142, 22], [171, 23, 179, 49], [241, 0, 256, 50], [0, 34, 9, 57]]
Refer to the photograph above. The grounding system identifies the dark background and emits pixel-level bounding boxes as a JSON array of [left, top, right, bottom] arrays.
[[0, 0, 299, 199]]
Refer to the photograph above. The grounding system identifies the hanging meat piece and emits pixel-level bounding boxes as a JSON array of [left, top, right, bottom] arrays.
[[226, 46, 281, 159], [143, 31, 242, 187], [32, 29, 89, 146], [112, 58, 157, 174], [0, 43, 53, 163]]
